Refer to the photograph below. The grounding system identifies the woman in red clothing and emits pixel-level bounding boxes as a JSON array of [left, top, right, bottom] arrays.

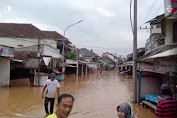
[[96, 66, 101, 73]]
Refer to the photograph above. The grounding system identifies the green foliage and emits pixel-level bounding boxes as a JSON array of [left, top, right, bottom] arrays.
[[70, 52, 77, 60]]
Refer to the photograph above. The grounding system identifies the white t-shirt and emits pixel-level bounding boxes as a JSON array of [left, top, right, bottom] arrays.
[[44, 79, 60, 98]]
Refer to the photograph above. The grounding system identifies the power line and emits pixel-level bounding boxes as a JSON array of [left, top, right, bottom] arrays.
[[153, 3, 163, 17], [138, 2, 163, 46], [136, 0, 158, 47], [138, 0, 159, 42], [141, 31, 148, 41], [107, 19, 130, 25], [138, 30, 145, 40], [140, 0, 158, 26], [74, 44, 132, 51]]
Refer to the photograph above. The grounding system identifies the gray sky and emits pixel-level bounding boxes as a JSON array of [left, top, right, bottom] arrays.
[[0, 0, 164, 56]]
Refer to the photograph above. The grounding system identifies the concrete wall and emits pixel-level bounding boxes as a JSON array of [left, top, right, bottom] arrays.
[[0, 37, 57, 48], [165, 19, 177, 45], [15, 44, 62, 59], [154, 57, 177, 72], [0, 57, 10, 86], [85, 57, 93, 63], [66, 59, 78, 64], [43, 45, 62, 58], [15, 45, 39, 52], [88, 63, 97, 69]]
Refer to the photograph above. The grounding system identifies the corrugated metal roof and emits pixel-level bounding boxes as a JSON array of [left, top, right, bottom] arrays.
[[14, 51, 37, 60], [147, 47, 177, 59]]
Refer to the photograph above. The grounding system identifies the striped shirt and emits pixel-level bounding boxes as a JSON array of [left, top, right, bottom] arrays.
[[155, 97, 177, 118]]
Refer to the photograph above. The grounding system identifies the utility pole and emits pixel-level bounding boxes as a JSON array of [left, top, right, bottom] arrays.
[[37, 33, 41, 86], [140, 26, 152, 48], [133, 0, 138, 103], [140, 26, 151, 34]]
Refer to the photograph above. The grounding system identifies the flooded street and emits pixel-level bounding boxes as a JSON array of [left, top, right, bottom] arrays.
[[0, 71, 155, 118]]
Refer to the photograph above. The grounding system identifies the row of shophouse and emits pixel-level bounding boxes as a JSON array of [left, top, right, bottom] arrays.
[[122, 0, 177, 109], [0, 23, 100, 87]]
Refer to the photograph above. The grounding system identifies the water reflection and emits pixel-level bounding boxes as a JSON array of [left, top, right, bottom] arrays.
[[0, 71, 155, 118]]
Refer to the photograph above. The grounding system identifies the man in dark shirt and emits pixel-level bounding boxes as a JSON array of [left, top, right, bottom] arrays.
[[156, 84, 177, 118]]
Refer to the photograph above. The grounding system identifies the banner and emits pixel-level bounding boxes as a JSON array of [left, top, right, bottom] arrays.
[[139, 62, 154, 71], [0, 45, 14, 57], [164, 0, 177, 16]]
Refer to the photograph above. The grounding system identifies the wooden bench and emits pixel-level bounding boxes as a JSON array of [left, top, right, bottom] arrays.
[[141, 100, 157, 110]]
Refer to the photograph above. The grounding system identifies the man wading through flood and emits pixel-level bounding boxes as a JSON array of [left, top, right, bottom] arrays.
[[42, 73, 60, 116]]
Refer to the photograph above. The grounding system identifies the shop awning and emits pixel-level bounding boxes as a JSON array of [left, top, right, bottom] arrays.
[[140, 70, 166, 75], [68, 65, 77, 68], [145, 47, 177, 59]]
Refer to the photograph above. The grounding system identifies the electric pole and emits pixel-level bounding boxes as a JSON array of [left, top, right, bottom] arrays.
[[133, 0, 138, 103], [140, 26, 151, 35]]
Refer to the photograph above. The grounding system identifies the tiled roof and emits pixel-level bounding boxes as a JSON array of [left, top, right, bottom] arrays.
[[101, 55, 114, 61], [42, 31, 64, 40], [14, 51, 37, 61], [0, 23, 48, 39], [42, 31, 72, 44], [80, 48, 99, 57]]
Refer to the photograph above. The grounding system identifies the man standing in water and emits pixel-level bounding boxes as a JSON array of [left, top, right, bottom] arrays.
[[42, 73, 60, 116], [46, 93, 74, 118], [156, 84, 177, 118]]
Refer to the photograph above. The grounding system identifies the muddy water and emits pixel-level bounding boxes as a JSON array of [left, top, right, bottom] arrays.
[[0, 71, 155, 118]]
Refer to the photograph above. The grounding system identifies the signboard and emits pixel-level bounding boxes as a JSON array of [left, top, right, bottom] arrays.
[[164, 0, 177, 16], [171, 0, 177, 14], [152, 28, 161, 34], [0, 45, 14, 57], [139, 62, 154, 71]]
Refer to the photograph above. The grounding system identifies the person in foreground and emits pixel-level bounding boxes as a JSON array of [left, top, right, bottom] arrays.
[[117, 103, 135, 118], [46, 93, 74, 118], [42, 73, 60, 115], [155, 84, 177, 118]]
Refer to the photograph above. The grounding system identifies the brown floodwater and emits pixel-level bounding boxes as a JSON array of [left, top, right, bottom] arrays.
[[0, 71, 156, 118]]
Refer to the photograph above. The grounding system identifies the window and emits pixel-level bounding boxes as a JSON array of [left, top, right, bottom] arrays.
[[173, 22, 177, 43], [17, 45, 23, 48], [156, 23, 161, 28]]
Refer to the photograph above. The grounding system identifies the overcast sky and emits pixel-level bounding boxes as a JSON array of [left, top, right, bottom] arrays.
[[0, 0, 164, 56]]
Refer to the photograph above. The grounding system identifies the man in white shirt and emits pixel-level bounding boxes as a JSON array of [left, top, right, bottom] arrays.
[[42, 73, 60, 115]]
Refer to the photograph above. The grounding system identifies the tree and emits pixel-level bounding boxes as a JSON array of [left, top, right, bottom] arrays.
[[70, 52, 77, 60]]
